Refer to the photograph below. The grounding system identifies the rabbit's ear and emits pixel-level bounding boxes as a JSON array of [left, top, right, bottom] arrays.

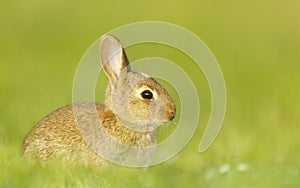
[[100, 35, 130, 82]]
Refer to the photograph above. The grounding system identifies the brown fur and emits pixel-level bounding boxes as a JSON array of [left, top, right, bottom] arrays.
[[21, 103, 155, 166]]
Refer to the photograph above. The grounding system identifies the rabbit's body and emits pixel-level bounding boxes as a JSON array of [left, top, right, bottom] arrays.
[[21, 35, 175, 166], [21, 103, 155, 166]]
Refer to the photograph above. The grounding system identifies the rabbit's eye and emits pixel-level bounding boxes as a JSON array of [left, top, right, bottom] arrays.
[[141, 90, 153, 100]]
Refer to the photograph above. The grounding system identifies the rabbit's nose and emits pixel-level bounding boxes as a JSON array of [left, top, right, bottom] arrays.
[[169, 112, 175, 121], [167, 104, 176, 121]]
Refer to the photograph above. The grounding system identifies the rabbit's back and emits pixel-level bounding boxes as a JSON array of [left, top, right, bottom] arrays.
[[21, 103, 105, 165], [21, 102, 156, 166]]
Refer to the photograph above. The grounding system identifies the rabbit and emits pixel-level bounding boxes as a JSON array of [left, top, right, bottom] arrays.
[[21, 35, 176, 167]]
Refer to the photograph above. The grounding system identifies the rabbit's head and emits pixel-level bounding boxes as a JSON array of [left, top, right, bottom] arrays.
[[100, 35, 176, 132]]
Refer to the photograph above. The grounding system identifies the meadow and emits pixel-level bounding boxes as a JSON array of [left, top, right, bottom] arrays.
[[1, 0, 300, 187]]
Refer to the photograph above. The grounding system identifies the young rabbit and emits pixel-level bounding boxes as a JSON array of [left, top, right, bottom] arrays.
[[21, 35, 176, 166]]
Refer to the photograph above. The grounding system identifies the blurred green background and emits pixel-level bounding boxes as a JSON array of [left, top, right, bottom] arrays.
[[1, 0, 300, 187]]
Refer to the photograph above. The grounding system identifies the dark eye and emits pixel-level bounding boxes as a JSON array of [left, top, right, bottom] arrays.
[[141, 90, 153, 100]]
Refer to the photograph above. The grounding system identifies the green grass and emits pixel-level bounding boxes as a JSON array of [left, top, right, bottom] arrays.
[[1, 0, 300, 187]]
